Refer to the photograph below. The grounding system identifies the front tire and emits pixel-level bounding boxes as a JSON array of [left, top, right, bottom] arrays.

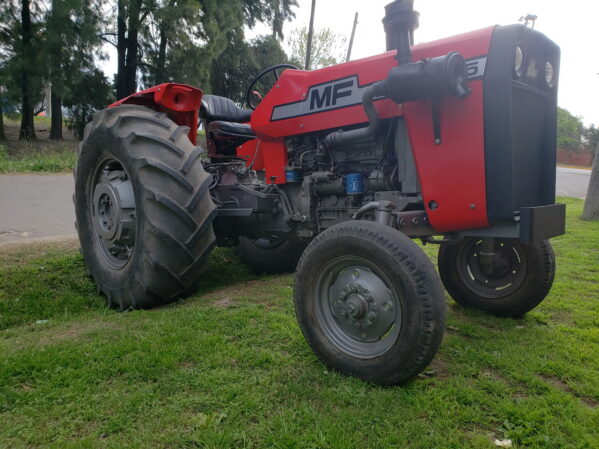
[[437, 238, 555, 317], [74, 105, 217, 309], [294, 221, 446, 385]]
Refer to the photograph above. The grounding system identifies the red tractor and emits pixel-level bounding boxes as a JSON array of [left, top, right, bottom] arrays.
[[74, 0, 564, 385]]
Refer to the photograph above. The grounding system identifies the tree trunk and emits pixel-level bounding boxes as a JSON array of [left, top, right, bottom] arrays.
[[49, 0, 62, 140], [155, 0, 175, 85], [124, 0, 142, 96], [156, 27, 168, 84], [49, 91, 62, 139], [116, 0, 143, 98], [582, 143, 599, 221], [0, 101, 5, 140], [116, 0, 128, 99], [19, 0, 36, 140]]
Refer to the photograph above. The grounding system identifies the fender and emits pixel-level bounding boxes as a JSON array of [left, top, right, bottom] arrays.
[[109, 83, 202, 144]]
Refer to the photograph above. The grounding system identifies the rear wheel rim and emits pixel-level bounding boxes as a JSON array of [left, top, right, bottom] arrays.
[[456, 239, 527, 298], [88, 156, 136, 269], [314, 255, 402, 359]]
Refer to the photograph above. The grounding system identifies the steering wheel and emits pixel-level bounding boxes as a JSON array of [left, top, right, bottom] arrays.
[[245, 64, 299, 110]]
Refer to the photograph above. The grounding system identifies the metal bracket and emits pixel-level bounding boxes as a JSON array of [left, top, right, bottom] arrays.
[[432, 100, 442, 145], [393, 210, 434, 236]]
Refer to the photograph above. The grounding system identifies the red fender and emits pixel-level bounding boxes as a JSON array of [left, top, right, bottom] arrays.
[[109, 83, 202, 144]]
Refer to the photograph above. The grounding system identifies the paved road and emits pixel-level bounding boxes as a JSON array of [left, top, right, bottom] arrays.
[[0, 167, 592, 243], [556, 166, 591, 199], [0, 174, 75, 243]]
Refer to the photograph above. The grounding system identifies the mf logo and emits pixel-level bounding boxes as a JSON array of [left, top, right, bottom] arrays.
[[271, 75, 366, 120], [309, 80, 354, 110], [271, 55, 488, 121]]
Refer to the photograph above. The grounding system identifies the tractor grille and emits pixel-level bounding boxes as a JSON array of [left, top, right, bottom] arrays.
[[483, 25, 560, 224]]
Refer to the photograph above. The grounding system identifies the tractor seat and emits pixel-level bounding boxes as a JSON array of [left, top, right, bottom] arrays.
[[206, 121, 256, 156], [207, 120, 255, 141], [200, 95, 252, 123]]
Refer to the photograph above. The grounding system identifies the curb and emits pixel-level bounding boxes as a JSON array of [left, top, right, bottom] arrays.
[[0, 233, 78, 248]]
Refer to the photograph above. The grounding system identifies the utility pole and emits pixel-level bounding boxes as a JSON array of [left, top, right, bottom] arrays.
[[346, 12, 359, 62], [305, 0, 316, 70]]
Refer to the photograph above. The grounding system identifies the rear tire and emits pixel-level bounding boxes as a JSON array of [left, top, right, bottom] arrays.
[[74, 105, 217, 309], [294, 221, 446, 385], [238, 236, 306, 274], [437, 238, 555, 317]]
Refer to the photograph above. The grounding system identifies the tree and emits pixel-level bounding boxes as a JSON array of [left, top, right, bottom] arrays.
[[210, 33, 290, 105], [209, 30, 256, 104], [0, 95, 5, 140], [557, 107, 585, 151], [18, 0, 40, 139], [140, 0, 232, 90], [0, 4, 15, 142], [114, 0, 148, 99], [64, 68, 114, 139], [0, 64, 6, 142], [288, 26, 346, 70], [270, 0, 298, 40], [0, 0, 44, 140], [117, 0, 298, 100], [44, 0, 103, 140], [47, 0, 64, 139], [586, 124, 599, 159]]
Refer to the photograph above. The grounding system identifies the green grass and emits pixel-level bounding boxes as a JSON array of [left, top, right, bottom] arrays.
[[0, 197, 597, 448], [1, 116, 79, 173], [0, 119, 204, 174], [0, 143, 78, 173]]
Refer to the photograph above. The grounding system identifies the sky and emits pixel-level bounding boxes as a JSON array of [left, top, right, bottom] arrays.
[[102, 0, 598, 126]]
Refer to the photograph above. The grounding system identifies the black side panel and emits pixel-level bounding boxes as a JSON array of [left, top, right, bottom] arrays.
[[520, 203, 566, 244], [483, 25, 560, 224], [483, 25, 518, 223]]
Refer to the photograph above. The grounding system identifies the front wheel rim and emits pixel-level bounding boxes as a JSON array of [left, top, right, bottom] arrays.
[[88, 156, 136, 269], [314, 255, 402, 359], [456, 239, 527, 298]]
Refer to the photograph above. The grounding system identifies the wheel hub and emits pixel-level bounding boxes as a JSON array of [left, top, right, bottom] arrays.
[[329, 267, 397, 342], [460, 239, 527, 297], [90, 159, 136, 268], [98, 194, 114, 233]]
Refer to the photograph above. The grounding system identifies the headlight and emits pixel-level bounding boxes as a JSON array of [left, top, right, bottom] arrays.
[[545, 61, 555, 87], [514, 45, 524, 77]]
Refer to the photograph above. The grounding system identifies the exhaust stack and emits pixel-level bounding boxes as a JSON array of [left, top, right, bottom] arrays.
[[382, 0, 420, 64]]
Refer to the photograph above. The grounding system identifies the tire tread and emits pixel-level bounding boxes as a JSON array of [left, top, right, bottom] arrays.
[[74, 105, 216, 309]]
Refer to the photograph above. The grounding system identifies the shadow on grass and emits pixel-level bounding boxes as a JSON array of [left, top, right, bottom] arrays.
[[0, 246, 259, 330]]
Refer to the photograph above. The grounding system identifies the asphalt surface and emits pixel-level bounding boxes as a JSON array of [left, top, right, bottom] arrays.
[[0, 166, 592, 244], [0, 174, 75, 243], [556, 166, 592, 199]]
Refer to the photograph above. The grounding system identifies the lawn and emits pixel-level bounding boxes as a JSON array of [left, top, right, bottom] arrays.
[[0, 116, 207, 173], [0, 116, 79, 173], [0, 197, 597, 448]]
